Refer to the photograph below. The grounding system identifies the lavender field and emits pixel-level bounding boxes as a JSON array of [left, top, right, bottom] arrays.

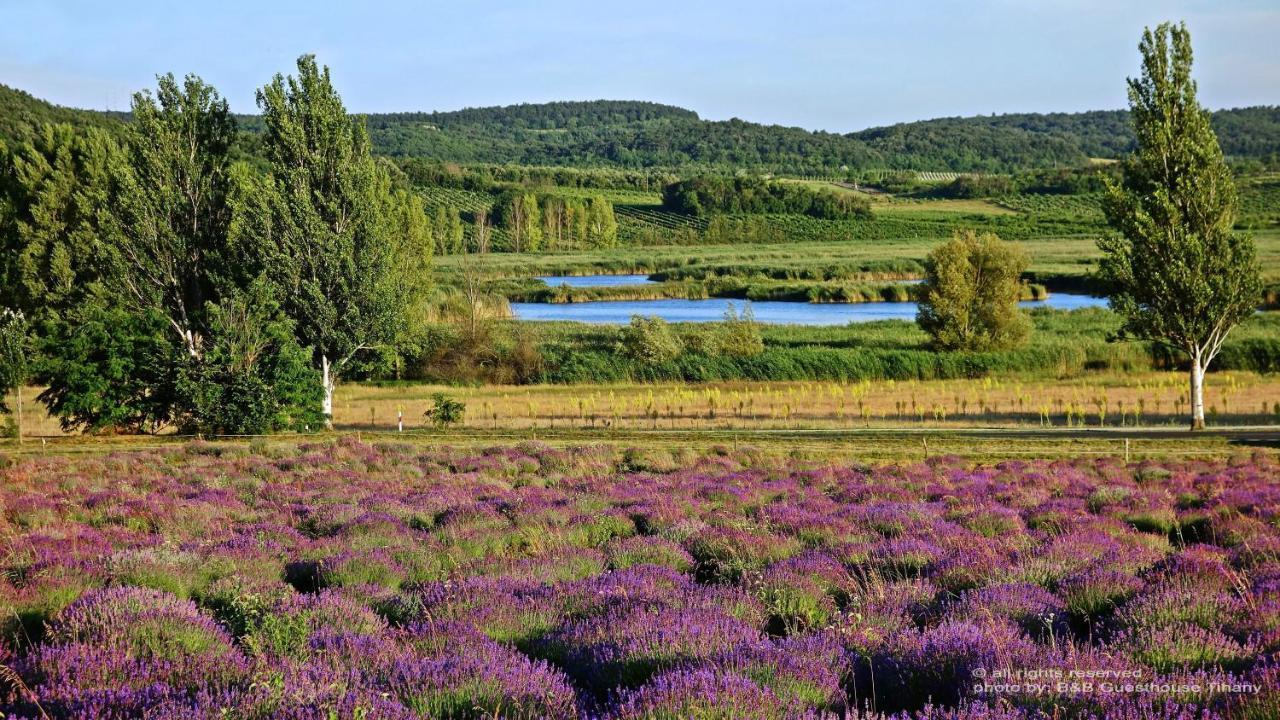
[[1, 439, 1278, 719]]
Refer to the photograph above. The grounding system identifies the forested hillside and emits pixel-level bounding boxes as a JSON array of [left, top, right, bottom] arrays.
[[3, 83, 1277, 173], [854, 108, 1280, 167], [0, 84, 125, 145], [358, 100, 1280, 172]]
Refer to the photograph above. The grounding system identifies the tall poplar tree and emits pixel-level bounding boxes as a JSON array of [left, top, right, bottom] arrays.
[[1099, 22, 1261, 430], [254, 55, 404, 426]]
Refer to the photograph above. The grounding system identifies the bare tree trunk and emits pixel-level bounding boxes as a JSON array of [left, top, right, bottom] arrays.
[[15, 383, 22, 445], [1189, 355, 1206, 430], [321, 354, 335, 430]]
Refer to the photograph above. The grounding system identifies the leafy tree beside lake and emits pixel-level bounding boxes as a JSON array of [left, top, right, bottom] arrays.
[[1099, 23, 1262, 431], [917, 231, 1031, 351], [617, 315, 683, 365]]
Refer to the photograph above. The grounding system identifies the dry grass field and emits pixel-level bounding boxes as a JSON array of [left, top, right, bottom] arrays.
[[9, 371, 1280, 439]]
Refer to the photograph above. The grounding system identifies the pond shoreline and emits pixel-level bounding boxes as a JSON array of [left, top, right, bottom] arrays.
[[511, 292, 1107, 325], [509, 274, 1061, 308]]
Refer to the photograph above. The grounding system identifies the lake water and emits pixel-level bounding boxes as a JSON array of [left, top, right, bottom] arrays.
[[538, 274, 655, 287], [511, 293, 1107, 325]]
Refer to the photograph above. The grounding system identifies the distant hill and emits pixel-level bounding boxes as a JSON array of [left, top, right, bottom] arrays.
[[0, 83, 125, 146], [355, 101, 1280, 173], [3, 83, 1277, 173], [853, 108, 1280, 168]]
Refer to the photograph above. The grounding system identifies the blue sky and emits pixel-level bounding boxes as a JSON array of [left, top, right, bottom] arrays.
[[1, 1, 1276, 132]]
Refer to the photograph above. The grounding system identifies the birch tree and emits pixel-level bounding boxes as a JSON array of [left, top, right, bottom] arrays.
[[1099, 23, 1261, 430]]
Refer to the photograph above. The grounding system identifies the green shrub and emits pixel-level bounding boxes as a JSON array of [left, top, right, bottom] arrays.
[[718, 304, 764, 358], [425, 393, 466, 427], [616, 315, 684, 364]]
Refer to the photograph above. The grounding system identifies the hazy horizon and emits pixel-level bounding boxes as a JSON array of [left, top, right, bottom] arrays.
[[2, 1, 1277, 133]]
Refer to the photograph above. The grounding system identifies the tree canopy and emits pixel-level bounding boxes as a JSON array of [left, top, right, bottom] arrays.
[[0, 58, 426, 434]]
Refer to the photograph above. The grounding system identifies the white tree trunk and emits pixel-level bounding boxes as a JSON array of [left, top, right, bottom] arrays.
[[321, 354, 335, 430], [15, 383, 22, 445], [1189, 356, 1206, 431]]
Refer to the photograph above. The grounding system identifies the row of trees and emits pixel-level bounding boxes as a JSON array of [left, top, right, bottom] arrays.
[[490, 191, 618, 252], [926, 165, 1120, 199], [0, 56, 433, 434], [427, 204, 467, 255], [662, 176, 871, 219]]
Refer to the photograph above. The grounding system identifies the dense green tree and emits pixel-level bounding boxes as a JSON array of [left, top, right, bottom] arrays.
[[662, 176, 870, 219], [917, 230, 1031, 351], [173, 281, 322, 434], [617, 315, 683, 364], [19, 75, 324, 435], [586, 196, 619, 248], [38, 306, 181, 433], [1100, 23, 1262, 430], [430, 204, 464, 255], [0, 125, 125, 318], [424, 392, 465, 427], [252, 55, 408, 426], [495, 190, 542, 252], [541, 196, 585, 250], [541, 196, 562, 250], [522, 193, 543, 252], [568, 200, 589, 248], [717, 304, 764, 358], [106, 73, 236, 359], [381, 183, 434, 366]]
